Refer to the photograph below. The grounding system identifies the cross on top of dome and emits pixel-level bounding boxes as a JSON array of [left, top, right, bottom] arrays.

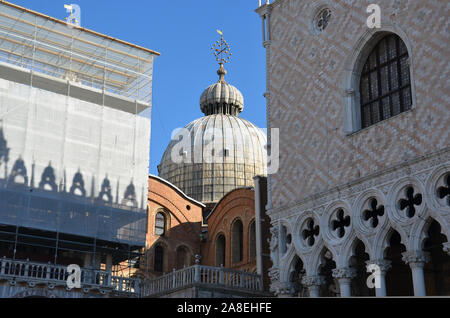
[[200, 30, 243, 116], [211, 30, 232, 83]]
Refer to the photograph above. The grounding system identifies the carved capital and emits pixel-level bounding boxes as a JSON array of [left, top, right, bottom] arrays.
[[301, 275, 325, 288], [332, 267, 357, 281], [269, 279, 291, 297], [402, 250, 430, 268], [276, 282, 292, 297], [366, 259, 392, 273]]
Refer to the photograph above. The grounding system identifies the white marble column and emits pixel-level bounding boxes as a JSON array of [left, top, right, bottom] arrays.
[[366, 259, 391, 297], [253, 176, 263, 277], [402, 251, 430, 297], [302, 275, 325, 298], [332, 267, 357, 297]]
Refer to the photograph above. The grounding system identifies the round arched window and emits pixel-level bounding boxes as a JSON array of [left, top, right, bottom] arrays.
[[314, 8, 331, 33], [360, 34, 412, 128], [155, 212, 166, 236]]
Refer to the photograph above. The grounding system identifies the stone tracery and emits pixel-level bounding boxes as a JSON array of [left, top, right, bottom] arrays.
[[272, 164, 450, 297]]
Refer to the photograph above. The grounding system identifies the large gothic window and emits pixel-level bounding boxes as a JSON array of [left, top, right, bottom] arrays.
[[360, 34, 412, 128]]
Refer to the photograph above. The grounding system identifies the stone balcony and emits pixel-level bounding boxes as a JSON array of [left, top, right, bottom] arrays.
[[0, 258, 269, 298], [0, 257, 140, 297], [142, 265, 268, 298]]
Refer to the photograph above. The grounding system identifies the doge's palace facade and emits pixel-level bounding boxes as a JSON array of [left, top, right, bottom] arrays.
[[256, 0, 450, 297]]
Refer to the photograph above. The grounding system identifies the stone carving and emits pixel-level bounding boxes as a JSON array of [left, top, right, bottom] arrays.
[[402, 250, 430, 268], [301, 275, 325, 287], [332, 267, 357, 280], [366, 259, 392, 274]]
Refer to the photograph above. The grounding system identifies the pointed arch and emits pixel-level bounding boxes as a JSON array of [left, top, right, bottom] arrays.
[[308, 242, 338, 276], [339, 231, 370, 268], [279, 246, 306, 283], [410, 213, 449, 252], [373, 223, 409, 260]]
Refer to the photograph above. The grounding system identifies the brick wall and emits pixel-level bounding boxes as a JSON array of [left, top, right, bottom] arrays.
[[144, 176, 204, 277], [201, 188, 257, 271]]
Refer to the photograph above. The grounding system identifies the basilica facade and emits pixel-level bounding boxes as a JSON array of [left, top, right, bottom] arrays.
[[256, 0, 449, 297]]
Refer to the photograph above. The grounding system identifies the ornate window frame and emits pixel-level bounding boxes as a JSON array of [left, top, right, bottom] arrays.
[[342, 25, 417, 134], [308, 1, 333, 36]]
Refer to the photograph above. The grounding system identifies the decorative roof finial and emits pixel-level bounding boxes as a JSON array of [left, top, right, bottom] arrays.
[[211, 29, 232, 83]]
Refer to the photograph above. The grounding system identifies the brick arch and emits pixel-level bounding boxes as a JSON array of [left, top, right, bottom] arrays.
[[203, 188, 256, 271], [153, 208, 170, 236]]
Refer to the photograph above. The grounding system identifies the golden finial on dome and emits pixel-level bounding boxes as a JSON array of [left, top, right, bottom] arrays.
[[211, 29, 232, 83]]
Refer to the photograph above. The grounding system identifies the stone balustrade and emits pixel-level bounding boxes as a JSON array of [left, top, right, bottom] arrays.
[[0, 257, 140, 295], [142, 265, 263, 297], [0, 258, 263, 297]]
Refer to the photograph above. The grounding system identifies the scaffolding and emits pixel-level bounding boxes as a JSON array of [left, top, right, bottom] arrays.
[[0, 1, 158, 279], [0, 0, 159, 106]]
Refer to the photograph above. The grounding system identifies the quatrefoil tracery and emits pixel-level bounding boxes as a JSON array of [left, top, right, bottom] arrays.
[[363, 198, 385, 228], [331, 209, 350, 238], [398, 186, 422, 218], [302, 219, 320, 247]]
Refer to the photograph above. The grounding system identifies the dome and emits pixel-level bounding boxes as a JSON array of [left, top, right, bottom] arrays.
[[200, 65, 244, 116], [159, 48, 267, 205], [158, 114, 267, 204]]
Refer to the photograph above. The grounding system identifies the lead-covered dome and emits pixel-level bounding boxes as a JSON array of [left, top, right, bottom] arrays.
[[158, 114, 267, 204], [158, 59, 267, 205]]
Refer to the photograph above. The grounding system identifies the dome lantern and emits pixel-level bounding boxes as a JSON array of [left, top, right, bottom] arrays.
[[159, 30, 267, 205], [200, 31, 244, 116]]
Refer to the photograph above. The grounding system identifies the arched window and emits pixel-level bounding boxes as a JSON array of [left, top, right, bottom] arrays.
[[154, 244, 164, 272], [249, 221, 256, 260], [231, 219, 244, 264], [360, 34, 412, 128], [155, 212, 166, 236], [215, 234, 226, 267]]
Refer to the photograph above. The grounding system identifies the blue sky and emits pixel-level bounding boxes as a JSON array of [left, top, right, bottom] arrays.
[[10, 0, 267, 175]]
